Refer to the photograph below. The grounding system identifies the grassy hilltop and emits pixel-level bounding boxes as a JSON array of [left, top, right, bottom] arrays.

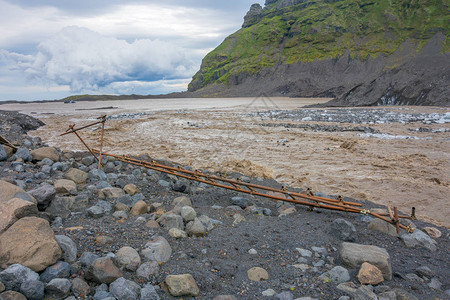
[[188, 0, 449, 106]]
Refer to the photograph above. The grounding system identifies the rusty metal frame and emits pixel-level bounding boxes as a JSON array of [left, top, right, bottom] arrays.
[[60, 115, 414, 233], [60, 115, 106, 167]]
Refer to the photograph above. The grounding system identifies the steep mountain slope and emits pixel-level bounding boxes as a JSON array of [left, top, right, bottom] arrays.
[[188, 0, 450, 106]]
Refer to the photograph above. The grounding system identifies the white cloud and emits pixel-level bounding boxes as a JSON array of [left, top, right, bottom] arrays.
[[97, 79, 191, 95], [7, 26, 199, 94], [0, 0, 264, 100]]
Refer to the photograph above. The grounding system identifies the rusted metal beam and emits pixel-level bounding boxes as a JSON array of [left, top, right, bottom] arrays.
[[60, 119, 105, 136], [92, 149, 413, 232]]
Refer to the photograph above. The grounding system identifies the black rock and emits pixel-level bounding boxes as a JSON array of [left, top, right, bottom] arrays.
[[40, 261, 71, 283], [329, 218, 357, 242], [172, 182, 187, 192], [29, 184, 56, 210], [20, 280, 45, 300], [231, 196, 248, 209]]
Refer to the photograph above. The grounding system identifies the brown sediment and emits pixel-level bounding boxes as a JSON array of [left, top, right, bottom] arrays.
[[7, 98, 447, 227]]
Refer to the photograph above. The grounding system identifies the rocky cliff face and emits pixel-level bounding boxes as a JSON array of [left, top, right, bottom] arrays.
[[188, 0, 449, 106]]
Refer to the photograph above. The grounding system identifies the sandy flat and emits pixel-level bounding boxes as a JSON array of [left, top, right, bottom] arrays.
[[3, 97, 449, 227]]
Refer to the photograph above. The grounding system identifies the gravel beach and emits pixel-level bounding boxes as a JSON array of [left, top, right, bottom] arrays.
[[0, 99, 449, 299]]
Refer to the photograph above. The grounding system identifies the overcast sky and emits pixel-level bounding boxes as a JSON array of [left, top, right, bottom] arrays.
[[0, 0, 264, 101]]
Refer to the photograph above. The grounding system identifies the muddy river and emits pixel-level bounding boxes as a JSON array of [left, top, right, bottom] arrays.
[[2, 97, 449, 227]]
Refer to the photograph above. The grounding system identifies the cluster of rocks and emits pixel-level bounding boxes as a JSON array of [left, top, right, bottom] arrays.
[[1, 121, 449, 299], [251, 108, 450, 125], [0, 110, 44, 145], [259, 122, 378, 133]]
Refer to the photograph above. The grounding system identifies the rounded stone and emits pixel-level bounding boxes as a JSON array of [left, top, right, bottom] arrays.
[[0, 291, 27, 300], [40, 261, 71, 283], [136, 261, 160, 281], [423, 227, 442, 238], [247, 267, 269, 281], [0, 264, 39, 291], [172, 196, 192, 207], [45, 278, 71, 299], [169, 228, 188, 239], [30, 147, 60, 162], [116, 246, 141, 271], [20, 280, 45, 300], [164, 274, 199, 297], [54, 235, 78, 263], [181, 206, 197, 222], [141, 236, 172, 263], [131, 200, 148, 215], [357, 262, 384, 285], [109, 277, 140, 300], [65, 168, 88, 184], [71, 278, 90, 297], [54, 179, 77, 195], [123, 184, 139, 196]]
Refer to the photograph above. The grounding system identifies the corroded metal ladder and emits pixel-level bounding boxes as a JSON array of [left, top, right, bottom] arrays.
[[61, 115, 415, 233]]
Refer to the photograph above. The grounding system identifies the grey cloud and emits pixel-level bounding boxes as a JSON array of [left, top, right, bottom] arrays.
[[5, 0, 264, 15], [8, 26, 199, 92]]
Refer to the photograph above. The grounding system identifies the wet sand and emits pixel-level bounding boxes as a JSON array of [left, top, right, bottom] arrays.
[[3, 97, 449, 227]]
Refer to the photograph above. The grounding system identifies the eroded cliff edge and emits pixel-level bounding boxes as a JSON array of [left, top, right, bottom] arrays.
[[187, 0, 449, 106]]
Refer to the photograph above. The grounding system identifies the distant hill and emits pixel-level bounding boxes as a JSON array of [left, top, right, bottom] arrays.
[[188, 0, 450, 106], [0, 93, 190, 105]]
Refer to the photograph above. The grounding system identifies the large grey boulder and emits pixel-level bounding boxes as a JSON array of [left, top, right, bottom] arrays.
[[158, 213, 184, 231], [400, 229, 437, 252], [54, 235, 78, 263], [29, 184, 56, 210], [0, 264, 39, 291], [20, 280, 45, 300], [136, 261, 160, 281], [116, 246, 141, 272], [87, 201, 112, 218], [13, 148, 32, 162], [109, 277, 141, 300], [368, 218, 398, 236], [40, 261, 71, 283], [340, 242, 392, 280], [181, 206, 197, 222], [141, 236, 172, 263], [140, 283, 160, 300], [79, 252, 99, 268], [319, 266, 350, 284], [186, 218, 207, 237], [71, 277, 90, 297], [330, 218, 357, 242], [45, 278, 71, 299], [45, 196, 74, 218]]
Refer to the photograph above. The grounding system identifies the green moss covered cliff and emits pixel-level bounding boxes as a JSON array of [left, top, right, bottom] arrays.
[[188, 0, 449, 106]]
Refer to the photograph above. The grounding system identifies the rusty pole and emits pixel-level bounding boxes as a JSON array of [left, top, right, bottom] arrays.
[[98, 115, 106, 169]]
